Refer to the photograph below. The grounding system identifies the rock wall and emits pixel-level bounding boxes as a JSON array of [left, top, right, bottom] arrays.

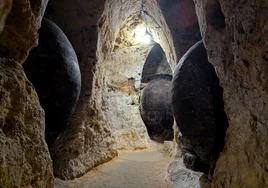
[[0, 0, 12, 33], [159, 0, 201, 59], [195, 0, 268, 187], [97, 0, 176, 67], [0, 59, 53, 187], [102, 46, 151, 150], [0, 0, 48, 63], [166, 144, 202, 188], [1, 0, 267, 186], [0, 0, 53, 187]]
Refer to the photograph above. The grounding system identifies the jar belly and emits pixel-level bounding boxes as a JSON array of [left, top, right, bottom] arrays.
[[140, 74, 174, 142]]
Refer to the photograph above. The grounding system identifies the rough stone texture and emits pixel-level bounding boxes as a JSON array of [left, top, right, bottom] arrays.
[[0, 0, 54, 187], [0, 58, 54, 187], [97, 0, 177, 67], [195, 0, 268, 187], [159, 0, 201, 59], [0, 0, 48, 63], [23, 18, 81, 146], [0, 0, 12, 33], [141, 43, 173, 83], [95, 0, 176, 150], [46, 0, 176, 179], [102, 45, 151, 150], [166, 144, 202, 188], [113, 14, 147, 50]]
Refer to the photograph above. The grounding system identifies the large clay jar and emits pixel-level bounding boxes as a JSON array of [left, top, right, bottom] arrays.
[[140, 74, 174, 142], [171, 40, 228, 174], [23, 18, 81, 146]]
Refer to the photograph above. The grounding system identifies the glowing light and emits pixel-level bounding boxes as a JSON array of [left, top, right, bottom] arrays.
[[134, 25, 152, 44], [134, 25, 146, 37]]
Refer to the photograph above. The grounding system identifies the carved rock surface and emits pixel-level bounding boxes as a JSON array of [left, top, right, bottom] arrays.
[[141, 74, 174, 142], [159, 0, 201, 59], [102, 46, 151, 150], [0, 59, 54, 187], [166, 144, 202, 188], [0, 0, 12, 33], [0, 0, 48, 63], [171, 41, 228, 174], [23, 18, 81, 146], [195, 0, 268, 187]]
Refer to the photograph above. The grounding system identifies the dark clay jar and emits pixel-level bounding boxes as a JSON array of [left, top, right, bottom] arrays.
[[23, 18, 81, 146], [171, 40, 228, 174], [140, 74, 174, 142]]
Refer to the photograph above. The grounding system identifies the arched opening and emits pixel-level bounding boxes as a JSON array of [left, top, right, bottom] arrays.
[[94, 0, 177, 152], [97, 13, 155, 150], [95, 13, 177, 149]]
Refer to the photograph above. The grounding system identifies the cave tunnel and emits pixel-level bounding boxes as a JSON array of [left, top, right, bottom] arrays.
[[1, 0, 268, 187], [22, 0, 227, 185]]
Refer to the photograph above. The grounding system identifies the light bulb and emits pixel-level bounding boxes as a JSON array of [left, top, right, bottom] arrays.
[[143, 34, 151, 44], [133, 25, 152, 44], [134, 25, 146, 37]]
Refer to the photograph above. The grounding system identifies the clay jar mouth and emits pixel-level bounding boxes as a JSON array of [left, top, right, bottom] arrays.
[[147, 74, 173, 82]]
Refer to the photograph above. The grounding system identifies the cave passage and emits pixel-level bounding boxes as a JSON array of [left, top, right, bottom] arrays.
[[2, 0, 268, 187], [23, 0, 228, 186], [53, 12, 176, 187]]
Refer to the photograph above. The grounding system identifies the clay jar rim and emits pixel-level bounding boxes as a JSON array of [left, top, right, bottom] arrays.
[[147, 74, 173, 82]]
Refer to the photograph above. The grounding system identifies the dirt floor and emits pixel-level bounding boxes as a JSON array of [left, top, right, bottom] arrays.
[[55, 141, 172, 188]]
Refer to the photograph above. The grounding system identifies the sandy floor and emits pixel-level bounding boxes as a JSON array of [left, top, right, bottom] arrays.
[[55, 142, 171, 188]]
